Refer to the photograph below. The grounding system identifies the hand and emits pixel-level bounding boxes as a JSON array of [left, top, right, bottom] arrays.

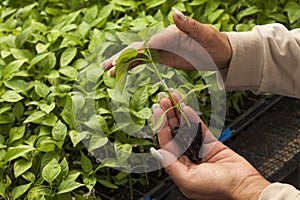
[[152, 93, 270, 200], [101, 10, 232, 76]]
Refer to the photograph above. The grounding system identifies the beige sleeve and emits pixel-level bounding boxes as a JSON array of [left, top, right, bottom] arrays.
[[259, 182, 300, 200], [224, 24, 300, 99]]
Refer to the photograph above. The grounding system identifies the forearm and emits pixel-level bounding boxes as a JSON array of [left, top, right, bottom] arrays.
[[223, 24, 300, 99]]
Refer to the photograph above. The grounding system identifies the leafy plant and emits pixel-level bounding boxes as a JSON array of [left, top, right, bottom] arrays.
[[0, 0, 299, 199]]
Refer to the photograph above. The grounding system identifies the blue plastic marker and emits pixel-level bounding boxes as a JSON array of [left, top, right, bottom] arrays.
[[218, 128, 232, 142]]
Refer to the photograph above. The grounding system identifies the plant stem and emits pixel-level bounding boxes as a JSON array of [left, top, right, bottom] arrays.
[[129, 174, 133, 200], [144, 47, 190, 127]]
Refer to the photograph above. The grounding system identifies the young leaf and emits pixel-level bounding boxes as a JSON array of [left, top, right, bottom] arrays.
[[5, 145, 35, 162], [15, 27, 31, 48], [83, 175, 97, 191], [88, 134, 108, 152], [35, 80, 50, 98], [237, 6, 261, 21], [131, 108, 151, 119], [80, 151, 93, 174], [1, 90, 23, 102], [57, 180, 84, 194], [0, 180, 5, 198], [61, 95, 75, 129], [115, 48, 139, 92], [114, 141, 132, 163], [98, 179, 118, 189], [69, 130, 88, 147], [24, 111, 46, 123], [29, 52, 50, 68], [42, 158, 61, 184], [11, 183, 32, 200], [5, 79, 31, 92], [52, 120, 67, 142], [14, 159, 32, 178], [59, 66, 78, 79], [60, 157, 69, 179], [40, 102, 55, 114], [2, 59, 28, 80], [9, 125, 26, 143], [130, 86, 148, 111], [60, 47, 77, 67]]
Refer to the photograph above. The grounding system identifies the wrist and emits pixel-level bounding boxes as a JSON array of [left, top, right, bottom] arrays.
[[231, 175, 270, 200]]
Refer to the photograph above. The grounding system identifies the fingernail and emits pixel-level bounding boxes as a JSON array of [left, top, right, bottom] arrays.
[[100, 60, 108, 69], [150, 147, 163, 162], [173, 8, 186, 21], [158, 92, 166, 101], [107, 67, 115, 77], [112, 58, 117, 66], [168, 88, 175, 93], [152, 103, 161, 112], [180, 102, 185, 109]]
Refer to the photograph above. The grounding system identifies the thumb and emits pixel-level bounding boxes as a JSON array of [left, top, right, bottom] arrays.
[[158, 149, 189, 187], [172, 9, 214, 45]]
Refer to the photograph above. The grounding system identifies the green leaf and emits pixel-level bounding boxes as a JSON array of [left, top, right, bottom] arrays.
[[190, 0, 208, 6], [59, 66, 78, 79], [52, 120, 67, 142], [57, 180, 83, 194], [29, 52, 50, 68], [61, 95, 75, 129], [9, 125, 26, 143], [115, 48, 139, 92], [0, 180, 5, 198], [86, 68, 104, 83], [284, 1, 300, 24], [84, 5, 98, 23], [35, 80, 50, 98], [237, 6, 261, 21], [116, 32, 142, 45], [11, 48, 33, 60], [14, 159, 32, 178], [130, 86, 148, 111], [84, 114, 109, 133], [42, 158, 61, 184], [83, 176, 97, 191], [208, 9, 224, 23], [5, 145, 35, 162], [98, 179, 118, 189], [2, 59, 28, 80], [5, 79, 31, 93], [69, 130, 88, 147], [146, 0, 167, 9], [131, 108, 151, 119], [60, 47, 77, 67], [114, 142, 132, 163], [81, 151, 93, 174], [40, 102, 55, 114], [42, 113, 58, 127], [24, 111, 46, 123], [36, 43, 50, 54], [15, 27, 31, 48], [0, 106, 11, 115], [1, 90, 23, 102], [88, 134, 108, 152], [22, 171, 36, 183], [60, 157, 69, 179], [11, 183, 32, 200]]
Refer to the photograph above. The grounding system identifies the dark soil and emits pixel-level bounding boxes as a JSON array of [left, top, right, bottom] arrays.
[[171, 122, 203, 163]]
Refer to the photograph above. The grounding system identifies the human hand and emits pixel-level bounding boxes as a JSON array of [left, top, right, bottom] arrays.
[[101, 9, 232, 76], [151, 93, 270, 200]]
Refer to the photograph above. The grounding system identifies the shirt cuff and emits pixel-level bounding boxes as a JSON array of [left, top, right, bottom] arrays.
[[223, 28, 264, 91], [259, 182, 300, 200]]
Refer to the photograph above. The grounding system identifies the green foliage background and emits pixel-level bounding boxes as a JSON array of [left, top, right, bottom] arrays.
[[0, 0, 299, 199]]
